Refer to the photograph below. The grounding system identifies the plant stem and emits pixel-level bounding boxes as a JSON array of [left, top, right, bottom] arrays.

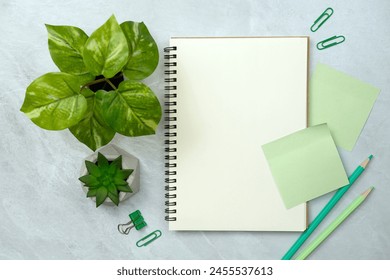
[[81, 76, 119, 91], [105, 79, 117, 90], [81, 77, 107, 91]]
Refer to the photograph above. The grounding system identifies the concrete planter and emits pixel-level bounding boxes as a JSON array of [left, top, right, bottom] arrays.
[[80, 144, 140, 206]]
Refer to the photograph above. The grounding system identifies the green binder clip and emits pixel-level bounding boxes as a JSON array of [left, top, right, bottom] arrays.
[[311, 7, 334, 32], [136, 230, 162, 247], [317, 35, 346, 50], [118, 210, 147, 235]]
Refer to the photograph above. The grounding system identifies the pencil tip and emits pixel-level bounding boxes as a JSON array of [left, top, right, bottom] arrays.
[[362, 187, 374, 197], [361, 155, 373, 168]]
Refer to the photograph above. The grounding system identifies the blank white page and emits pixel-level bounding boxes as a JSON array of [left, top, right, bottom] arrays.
[[169, 37, 308, 231]]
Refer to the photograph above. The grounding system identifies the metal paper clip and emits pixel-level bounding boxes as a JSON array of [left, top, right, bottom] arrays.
[[118, 210, 147, 235], [311, 7, 334, 32], [136, 230, 162, 247], [317, 35, 345, 50]]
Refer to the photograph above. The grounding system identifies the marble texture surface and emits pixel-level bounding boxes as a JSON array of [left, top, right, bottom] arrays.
[[0, 0, 389, 260]]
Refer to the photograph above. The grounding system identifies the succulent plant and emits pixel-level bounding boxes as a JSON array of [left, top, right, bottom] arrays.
[[79, 152, 133, 207]]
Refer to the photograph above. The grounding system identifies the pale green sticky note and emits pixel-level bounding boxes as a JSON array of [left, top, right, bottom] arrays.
[[309, 64, 380, 151], [262, 124, 349, 209]]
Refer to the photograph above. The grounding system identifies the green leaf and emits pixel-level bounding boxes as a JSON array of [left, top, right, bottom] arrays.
[[69, 89, 115, 151], [95, 187, 108, 207], [110, 155, 122, 169], [118, 169, 133, 180], [97, 152, 109, 168], [107, 163, 118, 176], [107, 191, 119, 206], [86, 188, 97, 197], [46, 24, 90, 75], [20, 72, 89, 130], [120, 21, 159, 80], [83, 15, 129, 78], [85, 160, 101, 177], [117, 184, 133, 193], [80, 87, 96, 98], [79, 174, 100, 187], [114, 177, 128, 186], [107, 183, 118, 195], [97, 81, 161, 136]]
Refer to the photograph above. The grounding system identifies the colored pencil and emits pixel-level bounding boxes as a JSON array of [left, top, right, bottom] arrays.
[[282, 155, 373, 260], [295, 187, 374, 260]]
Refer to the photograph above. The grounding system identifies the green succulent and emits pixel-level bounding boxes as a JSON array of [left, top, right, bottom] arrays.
[[79, 152, 133, 207]]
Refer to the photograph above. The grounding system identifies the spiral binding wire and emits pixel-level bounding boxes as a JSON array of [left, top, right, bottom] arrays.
[[164, 46, 177, 221]]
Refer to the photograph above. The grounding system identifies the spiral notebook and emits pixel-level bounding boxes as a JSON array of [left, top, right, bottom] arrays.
[[164, 37, 309, 231]]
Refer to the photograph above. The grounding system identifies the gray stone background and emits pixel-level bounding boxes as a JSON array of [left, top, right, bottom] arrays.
[[0, 0, 389, 259]]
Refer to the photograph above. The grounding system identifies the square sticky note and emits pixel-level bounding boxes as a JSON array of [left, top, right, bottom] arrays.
[[262, 124, 349, 209], [309, 63, 380, 151]]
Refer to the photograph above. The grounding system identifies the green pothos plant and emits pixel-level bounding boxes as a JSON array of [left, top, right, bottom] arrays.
[[20, 15, 161, 151]]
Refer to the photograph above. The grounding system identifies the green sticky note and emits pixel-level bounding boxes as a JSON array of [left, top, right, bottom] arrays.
[[309, 64, 380, 151], [262, 124, 349, 209]]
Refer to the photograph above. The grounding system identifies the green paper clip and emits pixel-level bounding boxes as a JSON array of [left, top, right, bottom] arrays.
[[136, 230, 162, 247], [118, 210, 147, 235], [311, 7, 334, 32], [317, 35, 346, 50]]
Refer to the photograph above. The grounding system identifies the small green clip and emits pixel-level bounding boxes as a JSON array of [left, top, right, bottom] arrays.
[[136, 230, 162, 247], [118, 210, 147, 235], [134, 218, 147, 230], [317, 35, 346, 50], [311, 7, 334, 32], [129, 210, 142, 221]]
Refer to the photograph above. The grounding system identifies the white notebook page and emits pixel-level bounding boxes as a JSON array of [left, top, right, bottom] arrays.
[[169, 37, 308, 231]]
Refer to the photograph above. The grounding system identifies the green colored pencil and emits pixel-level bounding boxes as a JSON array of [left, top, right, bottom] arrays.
[[295, 187, 374, 260], [282, 155, 373, 260]]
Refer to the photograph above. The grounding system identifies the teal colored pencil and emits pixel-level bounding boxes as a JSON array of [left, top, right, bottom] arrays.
[[295, 187, 374, 260], [281, 155, 373, 260]]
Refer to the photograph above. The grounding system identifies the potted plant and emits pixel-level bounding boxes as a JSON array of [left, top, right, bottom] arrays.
[[79, 144, 140, 207], [20, 15, 161, 151]]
